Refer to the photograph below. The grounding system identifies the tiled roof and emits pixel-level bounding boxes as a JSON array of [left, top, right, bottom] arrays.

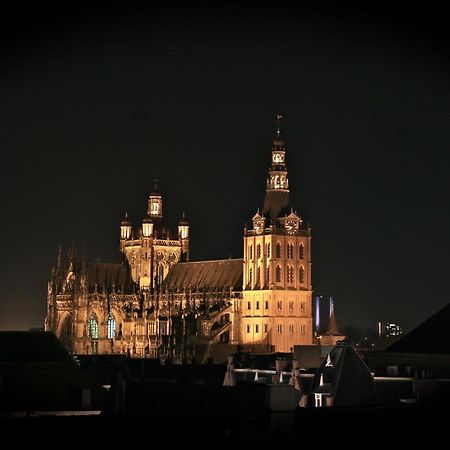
[[161, 259, 243, 291]]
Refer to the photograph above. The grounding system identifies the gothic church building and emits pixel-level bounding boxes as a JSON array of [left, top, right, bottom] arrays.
[[45, 117, 314, 357]]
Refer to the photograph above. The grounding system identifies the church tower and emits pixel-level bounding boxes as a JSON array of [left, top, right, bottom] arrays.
[[241, 115, 314, 352]]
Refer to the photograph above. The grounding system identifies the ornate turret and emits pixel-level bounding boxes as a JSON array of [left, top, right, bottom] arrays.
[[120, 212, 132, 240], [263, 114, 291, 219], [148, 179, 163, 219], [142, 215, 154, 238], [178, 212, 190, 261]]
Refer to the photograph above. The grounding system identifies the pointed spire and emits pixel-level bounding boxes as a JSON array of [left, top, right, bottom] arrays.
[[279, 371, 284, 383], [326, 303, 340, 335], [319, 373, 324, 387], [254, 370, 259, 382], [325, 354, 333, 367], [273, 114, 285, 149]]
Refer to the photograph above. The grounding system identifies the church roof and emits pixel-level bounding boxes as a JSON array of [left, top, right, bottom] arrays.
[[386, 303, 450, 354], [87, 262, 134, 293], [161, 259, 243, 291]]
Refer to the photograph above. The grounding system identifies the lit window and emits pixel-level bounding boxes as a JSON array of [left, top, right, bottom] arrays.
[[301, 302, 305, 312], [249, 245, 253, 259], [249, 268, 252, 285], [256, 301, 260, 310], [87, 315, 99, 339], [266, 266, 270, 284], [257, 244, 261, 258], [289, 301, 294, 310], [277, 301, 282, 310], [287, 265, 294, 283], [299, 244, 304, 260], [107, 313, 116, 339], [276, 243, 281, 258], [277, 324, 283, 334], [267, 243, 271, 259], [256, 267, 261, 284], [247, 301, 251, 310], [287, 243, 293, 258], [299, 266, 305, 283], [276, 265, 281, 282], [246, 324, 250, 333], [265, 300, 269, 310], [301, 324, 306, 335], [255, 324, 259, 333], [289, 324, 294, 334]]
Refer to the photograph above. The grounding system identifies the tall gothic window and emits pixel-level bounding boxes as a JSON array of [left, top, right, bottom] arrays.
[[267, 243, 271, 259], [257, 244, 261, 258], [287, 243, 293, 259], [256, 267, 261, 286], [276, 265, 281, 282], [87, 315, 99, 339], [249, 245, 253, 259], [276, 242, 281, 258], [249, 268, 252, 285], [299, 243, 304, 259], [287, 265, 294, 283], [107, 313, 116, 339], [299, 266, 305, 283], [266, 266, 270, 284]]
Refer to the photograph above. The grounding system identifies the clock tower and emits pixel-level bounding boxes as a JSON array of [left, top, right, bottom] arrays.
[[241, 115, 314, 352]]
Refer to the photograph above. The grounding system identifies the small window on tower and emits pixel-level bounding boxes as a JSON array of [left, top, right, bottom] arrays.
[[249, 245, 253, 259], [276, 265, 281, 282], [257, 244, 261, 258], [299, 244, 304, 260], [264, 323, 268, 333], [299, 266, 305, 283], [246, 324, 250, 333], [276, 243, 281, 258], [255, 324, 259, 333], [256, 301, 260, 310], [267, 243, 271, 259], [289, 324, 294, 334]]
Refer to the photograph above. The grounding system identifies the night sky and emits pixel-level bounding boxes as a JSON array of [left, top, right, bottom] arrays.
[[1, 4, 449, 332]]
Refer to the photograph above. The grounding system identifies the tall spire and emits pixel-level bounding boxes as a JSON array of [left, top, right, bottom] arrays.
[[263, 114, 290, 219], [326, 303, 340, 335]]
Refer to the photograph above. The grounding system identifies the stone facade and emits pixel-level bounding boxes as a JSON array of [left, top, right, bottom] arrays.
[[45, 116, 315, 357]]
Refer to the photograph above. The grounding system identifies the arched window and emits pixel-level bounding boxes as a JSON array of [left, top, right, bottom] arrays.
[[299, 266, 305, 284], [276, 242, 281, 258], [266, 266, 270, 284], [256, 266, 261, 285], [249, 267, 252, 285], [299, 244, 304, 260], [287, 265, 294, 283], [276, 265, 281, 282], [107, 313, 116, 339], [257, 244, 261, 258], [267, 243, 271, 259], [249, 245, 253, 259], [287, 243, 293, 259], [87, 315, 98, 339]]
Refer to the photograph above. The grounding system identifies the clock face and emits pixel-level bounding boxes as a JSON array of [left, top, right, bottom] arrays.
[[286, 220, 298, 235], [254, 220, 264, 234]]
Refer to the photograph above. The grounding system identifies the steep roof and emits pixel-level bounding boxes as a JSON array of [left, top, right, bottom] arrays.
[[161, 259, 243, 291], [311, 342, 374, 406], [87, 262, 134, 293], [263, 190, 290, 219], [386, 303, 450, 354], [0, 332, 108, 412], [0, 331, 73, 363]]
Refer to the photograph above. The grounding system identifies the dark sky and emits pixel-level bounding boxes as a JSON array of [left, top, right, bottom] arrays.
[[1, 3, 449, 332]]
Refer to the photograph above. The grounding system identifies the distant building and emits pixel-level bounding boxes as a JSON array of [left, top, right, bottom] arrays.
[[378, 321, 403, 338], [45, 116, 315, 357]]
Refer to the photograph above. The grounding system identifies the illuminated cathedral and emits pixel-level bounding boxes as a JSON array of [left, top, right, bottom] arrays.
[[45, 116, 314, 358]]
